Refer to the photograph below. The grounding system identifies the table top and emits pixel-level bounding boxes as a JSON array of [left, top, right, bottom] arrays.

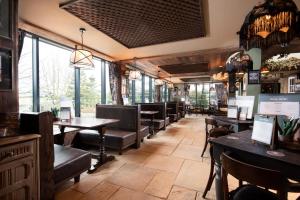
[[53, 117, 119, 129], [211, 130, 300, 168], [141, 111, 159, 115], [53, 125, 79, 135], [213, 115, 253, 124]]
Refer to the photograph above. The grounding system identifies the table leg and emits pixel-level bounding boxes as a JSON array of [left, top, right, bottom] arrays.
[[59, 126, 65, 145], [147, 115, 155, 139], [88, 126, 115, 173], [213, 145, 224, 200]]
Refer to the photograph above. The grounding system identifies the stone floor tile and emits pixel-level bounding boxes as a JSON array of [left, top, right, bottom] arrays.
[[109, 187, 161, 200], [167, 185, 197, 200], [143, 154, 184, 173]]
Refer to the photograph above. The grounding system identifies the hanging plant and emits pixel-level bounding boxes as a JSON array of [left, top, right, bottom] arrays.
[[264, 57, 300, 71]]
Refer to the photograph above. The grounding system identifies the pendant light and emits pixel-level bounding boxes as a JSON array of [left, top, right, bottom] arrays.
[[155, 70, 164, 85], [128, 58, 142, 80], [70, 28, 94, 69]]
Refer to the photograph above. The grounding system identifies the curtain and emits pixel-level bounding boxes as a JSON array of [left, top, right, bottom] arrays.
[[108, 62, 123, 105], [18, 29, 26, 60]]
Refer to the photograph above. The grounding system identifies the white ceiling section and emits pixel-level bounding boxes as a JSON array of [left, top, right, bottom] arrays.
[[19, 0, 300, 61]]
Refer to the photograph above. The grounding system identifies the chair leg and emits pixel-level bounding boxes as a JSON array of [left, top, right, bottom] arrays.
[[202, 146, 215, 198], [201, 133, 208, 157], [74, 175, 80, 183]]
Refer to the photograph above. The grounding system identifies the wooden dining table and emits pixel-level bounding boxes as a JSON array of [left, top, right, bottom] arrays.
[[141, 111, 159, 138], [211, 130, 300, 200], [212, 115, 253, 132], [53, 117, 119, 173]]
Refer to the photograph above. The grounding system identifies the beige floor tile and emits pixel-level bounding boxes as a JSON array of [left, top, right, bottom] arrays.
[[109, 187, 161, 200], [172, 144, 203, 161], [143, 154, 184, 173], [55, 189, 83, 200], [116, 149, 151, 165], [167, 185, 197, 200], [106, 163, 157, 191], [139, 142, 177, 155], [196, 191, 216, 200], [71, 174, 108, 193], [144, 171, 177, 198], [175, 159, 211, 192], [80, 182, 120, 200]]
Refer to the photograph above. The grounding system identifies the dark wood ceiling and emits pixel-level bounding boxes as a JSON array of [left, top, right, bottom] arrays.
[[121, 47, 238, 81], [181, 77, 211, 82], [60, 0, 206, 48]]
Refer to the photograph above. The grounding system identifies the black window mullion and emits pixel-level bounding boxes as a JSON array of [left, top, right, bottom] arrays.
[[32, 36, 40, 112], [75, 68, 80, 117], [132, 80, 136, 105]]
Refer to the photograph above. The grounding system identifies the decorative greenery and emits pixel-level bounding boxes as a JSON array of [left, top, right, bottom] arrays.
[[264, 57, 300, 72], [278, 116, 299, 136], [51, 107, 59, 118]]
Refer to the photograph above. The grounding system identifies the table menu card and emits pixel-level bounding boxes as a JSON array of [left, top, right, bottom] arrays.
[[251, 114, 276, 145], [227, 105, 238, 119]]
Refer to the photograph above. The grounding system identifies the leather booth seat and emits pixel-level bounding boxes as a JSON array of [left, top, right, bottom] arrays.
[[167, 102, 179, 123], [168, 114, 178, 122], [54, 144, 91, 186], [165, 117, 170, 126], [140, 126, 149, 141], [78, 129, 136, 155], [141, 118, 165, 130], [139, 103, 168, 130]]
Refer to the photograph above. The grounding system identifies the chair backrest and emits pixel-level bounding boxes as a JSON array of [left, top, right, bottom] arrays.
[[167, 102, 178, 114], [221, 152, 288, 200], [205, 118, 217, 134], [138, 103, 166, 120]]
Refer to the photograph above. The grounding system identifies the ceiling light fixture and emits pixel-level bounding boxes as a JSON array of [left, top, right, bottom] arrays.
[[238, 0, 300, 50], [260, 66, 270, 74], [70, 28, 94, 69], [128, 58, 142, 80]]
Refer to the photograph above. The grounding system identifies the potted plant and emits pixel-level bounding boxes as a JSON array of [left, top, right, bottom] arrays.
[[277, 116, 299, 142], [51, 107, 60, 121]]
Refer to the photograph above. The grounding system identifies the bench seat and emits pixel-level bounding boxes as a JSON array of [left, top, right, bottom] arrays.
[[78, 129, 137, 154], [54, 144, 91, 186], [140, 126, 149, 141], [168, 114, 178, 122], [141, 118, 165, 130]]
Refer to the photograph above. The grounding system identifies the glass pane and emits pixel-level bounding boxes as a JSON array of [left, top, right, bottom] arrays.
[[144, 76, 150, 103], [39, 40, 75, 113], [106, 62, 112, 104], [135, 78, 142, 103], [80, 58, 101, 117], [151, 78, 155, 102], [18, 36, 33, 112], [128, 79, 133, 105], [189, 84, 197, 105]]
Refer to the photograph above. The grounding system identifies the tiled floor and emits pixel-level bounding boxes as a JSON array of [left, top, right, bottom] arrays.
[[55, 115, 299, 200]]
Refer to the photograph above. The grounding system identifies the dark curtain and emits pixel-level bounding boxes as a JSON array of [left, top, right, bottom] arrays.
[[108, 62, 123, 105], [18, 29, 26, 60]]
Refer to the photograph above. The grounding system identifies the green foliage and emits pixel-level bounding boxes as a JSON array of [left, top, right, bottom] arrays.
[[51, 107, 59, 117], [278, 116, 299, 136]]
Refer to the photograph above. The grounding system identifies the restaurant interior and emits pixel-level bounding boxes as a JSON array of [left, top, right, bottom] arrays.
[[0, 0, 300, 199]]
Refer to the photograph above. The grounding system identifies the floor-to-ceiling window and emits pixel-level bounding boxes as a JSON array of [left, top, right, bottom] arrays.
[[135, 78, 142, 103], [80, 58, 102, 117], [189, 84, 197, 105], [128, 79, 133, 105], [18, 36, 33, 112], [105, 62, 112, 104], [39, 39, 74, 112], [150, 77, 155, 102], [144, 76, 150, 103]]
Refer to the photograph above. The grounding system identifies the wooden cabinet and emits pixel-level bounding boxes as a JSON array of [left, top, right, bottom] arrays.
[[0, 134, 40, 200]]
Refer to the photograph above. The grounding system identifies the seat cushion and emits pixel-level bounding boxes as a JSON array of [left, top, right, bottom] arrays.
[[140, 125, 149, 139], [168, 114, 178, 122], [230, 185, 279, 200], [78, 129, 137, 150], [165, 117, 170, 126], [153, 119, 165, 130], [54, 144, 91, 185]]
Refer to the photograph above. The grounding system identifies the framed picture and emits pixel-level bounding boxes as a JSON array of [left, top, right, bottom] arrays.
[[0, 49, 12, 90], [0, 0, 11, 39], [248, 70, 260, 84]]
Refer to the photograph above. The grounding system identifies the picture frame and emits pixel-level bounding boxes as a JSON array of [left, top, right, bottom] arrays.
[[60, 107, 71, 121], [248, 70, 260, 84]]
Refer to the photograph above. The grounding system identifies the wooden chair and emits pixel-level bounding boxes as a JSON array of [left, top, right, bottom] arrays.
[[202, 127, 231, 198], [221, 152, 292, 200], [201, 118, 218, 157]]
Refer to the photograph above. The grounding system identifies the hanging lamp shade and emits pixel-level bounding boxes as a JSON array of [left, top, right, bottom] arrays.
[[155, 79, 164, 85], [239, 0, 300, 50], [128, 70, 142, 80], [70, 28, 94, 69]]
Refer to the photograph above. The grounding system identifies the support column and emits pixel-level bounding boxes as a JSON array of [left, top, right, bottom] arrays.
[[246, 48, 262, 114]]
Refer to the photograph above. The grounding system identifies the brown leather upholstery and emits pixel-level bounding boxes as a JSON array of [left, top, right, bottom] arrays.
[[138, 103, 167, 130], [167, 102, 179, 122], [78, 105, 141, 154], [140, 126, 149, 141], [54, 144, 91, 186], [179, 101, 186, 118]]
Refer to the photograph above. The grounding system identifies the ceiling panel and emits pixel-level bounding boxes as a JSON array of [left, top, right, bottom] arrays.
[[60, 0, 206, 48], [160, 63, 209, 74]]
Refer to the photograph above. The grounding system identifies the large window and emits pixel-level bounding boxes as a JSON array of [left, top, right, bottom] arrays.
[[18, 36, 33, 112], [105, 62, 112, 104], [151, 78, 155, 102], [135, 79, 142, 103], [39, 40, 74, 112], [128, 79, 133, 105], [80, 58, 102, 117], [144, 76, 150, 103], [189, 84, 197, 105]]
